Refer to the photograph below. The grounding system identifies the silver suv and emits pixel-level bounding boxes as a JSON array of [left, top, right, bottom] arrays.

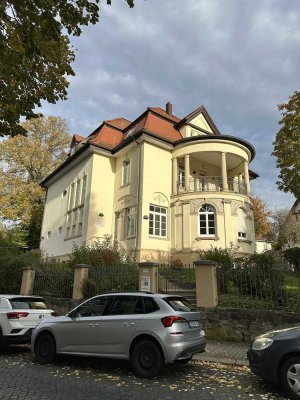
[[31, 292, 206, 378], [0, 295, 55, 351]]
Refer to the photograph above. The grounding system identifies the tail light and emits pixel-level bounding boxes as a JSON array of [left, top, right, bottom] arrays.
[[51, 312, 57, 317], [161, 316, 186, 328], [7, 312, 29, 319]]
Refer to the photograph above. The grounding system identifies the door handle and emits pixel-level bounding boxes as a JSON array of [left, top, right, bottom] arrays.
[[124, 322, 135, 327], [89, 323, 99, 327]]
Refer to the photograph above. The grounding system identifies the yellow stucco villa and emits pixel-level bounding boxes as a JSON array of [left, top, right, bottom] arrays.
[[40, 102, 258, 262]]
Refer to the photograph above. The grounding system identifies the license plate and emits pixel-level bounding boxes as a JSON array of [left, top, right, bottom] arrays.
[[189, 321, 199, 328]]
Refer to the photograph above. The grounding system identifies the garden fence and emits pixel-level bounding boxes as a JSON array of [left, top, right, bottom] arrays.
[[217, 264, 300, 312], [33, 267, 73, 298]]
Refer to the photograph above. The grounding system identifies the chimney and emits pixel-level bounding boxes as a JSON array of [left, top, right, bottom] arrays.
[[166, 101, 173, 115]]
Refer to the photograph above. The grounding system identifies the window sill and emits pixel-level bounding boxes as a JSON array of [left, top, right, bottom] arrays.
[[195, 236, 219, 241], [64, 234, 83, 241], [149, 235, 169, 241], [238, 239, 252, 244]]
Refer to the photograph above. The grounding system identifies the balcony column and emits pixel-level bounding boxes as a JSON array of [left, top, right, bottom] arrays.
[[221, 152, 228, 191], [238, 173, 244, 194], [172, 157, 178, 195], [243, 160, 250, 195], [184, 154, 190, 192]]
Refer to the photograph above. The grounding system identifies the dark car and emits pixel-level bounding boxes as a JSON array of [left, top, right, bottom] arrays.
[[248, 326, 300, 399]]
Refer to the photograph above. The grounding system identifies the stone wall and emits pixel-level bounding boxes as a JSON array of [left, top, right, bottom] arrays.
[[200, 308, 300, 343]]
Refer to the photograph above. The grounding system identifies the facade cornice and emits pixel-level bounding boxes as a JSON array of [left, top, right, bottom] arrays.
[[174, 135, 256, 161]]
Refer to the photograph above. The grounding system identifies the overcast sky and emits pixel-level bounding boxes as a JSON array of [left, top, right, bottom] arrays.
[[40, 0, 300, 210]]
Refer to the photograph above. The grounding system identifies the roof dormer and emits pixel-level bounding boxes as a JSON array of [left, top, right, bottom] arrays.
[[176, 105, 221, 138]]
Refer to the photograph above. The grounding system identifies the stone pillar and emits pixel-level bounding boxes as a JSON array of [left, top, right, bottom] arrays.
[[243, 160, 250, 195], [194, 260, 218, 308], [138, 262, 158, 293], [172, 157, 178, 195], [221, 152, 228, 191], [20, 267, 36, 295], [72, 264, 90, 300], [184, 154, 190, 192]]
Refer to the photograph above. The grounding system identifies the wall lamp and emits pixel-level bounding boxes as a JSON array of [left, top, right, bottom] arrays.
[[98, 213, 104, 217], [143, 215, 149, 220]]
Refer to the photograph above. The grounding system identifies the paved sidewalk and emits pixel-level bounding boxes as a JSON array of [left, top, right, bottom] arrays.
[[194, 339, 249, 366]]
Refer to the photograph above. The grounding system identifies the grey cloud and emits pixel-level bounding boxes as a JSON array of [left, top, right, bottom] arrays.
[[41, 0, 298, 209]]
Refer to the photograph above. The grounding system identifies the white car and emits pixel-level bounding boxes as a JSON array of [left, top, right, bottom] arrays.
[[0, 295, 56, 351]]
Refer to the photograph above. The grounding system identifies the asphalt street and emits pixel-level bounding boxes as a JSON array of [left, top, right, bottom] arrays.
[[0, 346, 288, 400]]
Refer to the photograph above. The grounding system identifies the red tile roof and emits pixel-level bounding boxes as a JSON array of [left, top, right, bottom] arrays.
[[105, 118, 131, 130], [74, 134, 85, 142], [89, 124, 123, 149], [149, 107, 181, 123], [144, 112, 182, 141], [72, 105, 211, 151]]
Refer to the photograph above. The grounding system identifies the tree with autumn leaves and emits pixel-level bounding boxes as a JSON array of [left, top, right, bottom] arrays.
[[251, 196, 272, 240], [0, 0, 134, 137], [273, 90, 300, 200], [0, 116, 71, 247]]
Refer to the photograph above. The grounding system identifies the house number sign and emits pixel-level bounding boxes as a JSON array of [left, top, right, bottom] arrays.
[[141, 276, 150, 291]]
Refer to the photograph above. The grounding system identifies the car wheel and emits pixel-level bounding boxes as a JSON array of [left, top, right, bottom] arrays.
[[131, 340, 163, 379], [34, 333, 56, 364], [281, 357, 300, 399]]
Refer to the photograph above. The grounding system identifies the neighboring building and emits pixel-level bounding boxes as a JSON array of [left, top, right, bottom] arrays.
[[255, 240, 272, 254], [288, 200, 300, 248], [40, 102, 258, 262]]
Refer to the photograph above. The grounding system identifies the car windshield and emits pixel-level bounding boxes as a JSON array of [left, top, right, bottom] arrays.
[[10, 297, 49, 310], [163, 296, 197, 312]]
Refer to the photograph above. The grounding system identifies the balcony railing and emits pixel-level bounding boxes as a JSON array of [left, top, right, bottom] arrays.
[[178, 176, 246, 195]]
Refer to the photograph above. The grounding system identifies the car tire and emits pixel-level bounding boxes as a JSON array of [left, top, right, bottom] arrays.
[[131, 339, 163, 379], [34, 333, 56, 364], [281, 357, 300, 399]]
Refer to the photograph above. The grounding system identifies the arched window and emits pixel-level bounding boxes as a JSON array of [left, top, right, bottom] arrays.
[[199, 204, 216, 236]]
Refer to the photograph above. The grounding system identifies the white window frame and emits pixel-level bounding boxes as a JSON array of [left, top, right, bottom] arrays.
[[65, 175, 87, 239], [199, 204, 216, 237], [238, 231, 247, 239], [125, 207, 136, 238], [149, 204, 167, 238], [122, 160, 131, 186], [237, 207, 248, 240]]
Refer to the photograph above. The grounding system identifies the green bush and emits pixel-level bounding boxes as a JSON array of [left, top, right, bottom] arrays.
[[68, 235, 137, 267], [198, 246, 236, 293], [284, 247, 300, 271], [67, 236, 139, 297], [233, 253, 286, 303]]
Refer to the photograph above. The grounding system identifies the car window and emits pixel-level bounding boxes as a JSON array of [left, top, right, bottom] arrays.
[[10, 297, 49, 310], [109, 296, 143, 315], [73, 296, 110, 318], [163, 296, 197, 312], [143, 297, 159, 313]]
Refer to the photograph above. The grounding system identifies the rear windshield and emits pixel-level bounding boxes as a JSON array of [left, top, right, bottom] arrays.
[[10, 297, 49, 310], [164, 296, 197, 312]]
